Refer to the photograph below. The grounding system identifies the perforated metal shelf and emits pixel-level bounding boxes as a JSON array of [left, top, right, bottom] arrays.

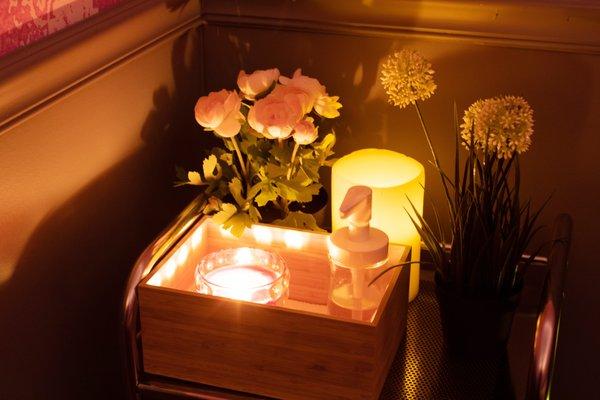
[[380, 279, 511, 400]]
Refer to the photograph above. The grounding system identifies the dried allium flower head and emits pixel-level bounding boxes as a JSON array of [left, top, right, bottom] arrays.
[[380, 49, 437, 109], [461, 96, 534, 159]]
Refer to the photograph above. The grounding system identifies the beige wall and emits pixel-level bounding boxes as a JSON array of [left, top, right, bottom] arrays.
[[0, 1, 203, 398], [202, 1, 600, 397]]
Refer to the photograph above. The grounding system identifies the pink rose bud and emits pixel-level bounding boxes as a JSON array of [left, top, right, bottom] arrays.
[[293, 118, 318, 145], [247, 90, 304, 139], [237, 68, 280, 99], [194, 89, 243, 137]]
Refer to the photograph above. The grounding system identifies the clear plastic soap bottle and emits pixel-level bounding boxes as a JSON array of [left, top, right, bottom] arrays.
[[328, 186, 389, 321]]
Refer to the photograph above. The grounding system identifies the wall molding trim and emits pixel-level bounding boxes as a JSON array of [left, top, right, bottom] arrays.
[[0, 0, 202, 132], [202, 0, 600, 55]]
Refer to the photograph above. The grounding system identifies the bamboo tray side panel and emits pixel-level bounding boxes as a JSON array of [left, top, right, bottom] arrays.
[[139, 217, 410, 400]]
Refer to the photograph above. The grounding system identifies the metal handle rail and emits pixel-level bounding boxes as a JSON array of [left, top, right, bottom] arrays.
[[121, 194, 207, 400]]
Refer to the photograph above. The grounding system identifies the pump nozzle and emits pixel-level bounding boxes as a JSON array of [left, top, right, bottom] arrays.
[[339, 186, 372, 241]]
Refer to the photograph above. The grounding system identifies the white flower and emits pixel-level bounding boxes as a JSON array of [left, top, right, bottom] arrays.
[[380, 49, 437, 109], [461, 96, 534, 159]]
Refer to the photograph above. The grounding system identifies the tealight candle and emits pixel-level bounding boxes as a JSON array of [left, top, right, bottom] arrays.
[[196, 247, 289, 304]]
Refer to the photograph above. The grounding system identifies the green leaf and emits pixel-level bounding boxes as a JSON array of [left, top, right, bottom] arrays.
[[255, 183, 277, 207], [299, 158, 320, 182], [203, 155, 221, 181], [293, 166, 313, 186], [264, 163, 287, 180], [248, 204, 261, 222], [246, 144, 269, 163], [211, 202, 237, 225], [247, 182, 265, 201], [272, 211, 326, 232], [270, 144, 293, 164], [222, 211, 253, 237], [274, 180, 320, 203], [313, 132, 336, 164], [228, 177, 246, 207], [219, 152, 234, 166], [241, 125, 260, 140], [239, 129, 259, 153], [187, 171, 203, 185]]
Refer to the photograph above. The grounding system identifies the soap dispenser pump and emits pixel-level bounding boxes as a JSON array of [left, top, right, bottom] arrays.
[[328, 186, 389, 320]]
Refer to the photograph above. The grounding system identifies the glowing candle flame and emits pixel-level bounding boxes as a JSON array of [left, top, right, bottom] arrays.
[[197, 247, 288, 305]]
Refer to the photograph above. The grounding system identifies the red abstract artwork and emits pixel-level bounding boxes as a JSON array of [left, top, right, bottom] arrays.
[[0, 0, 125, 57]]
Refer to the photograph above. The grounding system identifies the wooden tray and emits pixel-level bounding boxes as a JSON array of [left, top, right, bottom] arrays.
[[138, 217, 410, 400]]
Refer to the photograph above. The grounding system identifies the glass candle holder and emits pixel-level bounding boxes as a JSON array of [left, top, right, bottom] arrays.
[[196, 247, 289, 305]]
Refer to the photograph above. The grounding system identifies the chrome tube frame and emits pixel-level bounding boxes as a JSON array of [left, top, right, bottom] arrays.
[[120, 194, 207, 400]]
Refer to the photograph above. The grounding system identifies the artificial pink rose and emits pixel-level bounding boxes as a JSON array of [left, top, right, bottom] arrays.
[[194, 89, 243, 137], [247, 91, 304, 139], [293, 118, 318, 145], [279, 68, 326, 111], [237, 68, 280, 99], [270, 84, 312, 115]]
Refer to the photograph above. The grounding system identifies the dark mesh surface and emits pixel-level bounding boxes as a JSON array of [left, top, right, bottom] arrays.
[[380, 280, 509, 400]]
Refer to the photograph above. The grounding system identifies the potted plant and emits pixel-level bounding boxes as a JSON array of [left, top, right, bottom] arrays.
[[178, 68, 342, 236], [379, 50, 546, 357]]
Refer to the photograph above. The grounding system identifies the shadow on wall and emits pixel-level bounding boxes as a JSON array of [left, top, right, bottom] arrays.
[[0, 26, 206, 399]]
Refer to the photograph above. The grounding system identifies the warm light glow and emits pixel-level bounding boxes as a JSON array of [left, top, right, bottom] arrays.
[[283, 230, 308, 249], [163, 260, 177, 279], [147, 274, 163, 286], [234, 247, 255, 265], [219, 227, 236, 239], [252, 225, 273, 245], [191, 227, 203, 249], [332, 148, 425, 301], [176, 243, 190, 266], [204, 265, 278, 303]]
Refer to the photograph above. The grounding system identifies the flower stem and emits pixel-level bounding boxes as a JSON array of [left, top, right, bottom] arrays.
[[413, 101, 453, 207], [230, 136, 248, 179], [413, 102, 441, 171], [287, 143, 300, 180]]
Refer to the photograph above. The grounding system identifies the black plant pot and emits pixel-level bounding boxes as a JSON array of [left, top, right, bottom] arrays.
[[434, 272, 519, 359]]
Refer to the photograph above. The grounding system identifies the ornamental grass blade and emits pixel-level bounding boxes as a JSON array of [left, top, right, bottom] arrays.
[[422, 182, 445, 244], [404, 197, 445, 271], [453, 101, 460, 203], [368, 261, 428, 287]]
